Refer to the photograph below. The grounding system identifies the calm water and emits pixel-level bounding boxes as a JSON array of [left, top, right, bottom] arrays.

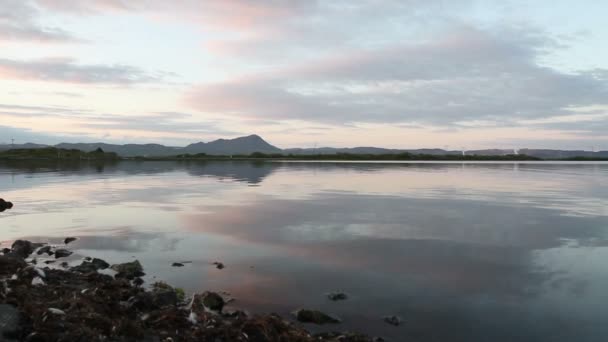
[[1, 160, 608, 341]]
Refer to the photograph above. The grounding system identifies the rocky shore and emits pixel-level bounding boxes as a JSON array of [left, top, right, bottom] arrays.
[[0, 239, 380, 341]]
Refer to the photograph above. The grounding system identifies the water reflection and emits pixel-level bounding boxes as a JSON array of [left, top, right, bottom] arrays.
[[1, 161, 608, 341]]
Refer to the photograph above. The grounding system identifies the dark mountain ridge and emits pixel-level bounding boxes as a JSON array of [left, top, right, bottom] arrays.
[[0, 135, 606, 159]]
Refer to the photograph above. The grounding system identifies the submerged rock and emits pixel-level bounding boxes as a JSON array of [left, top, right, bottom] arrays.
[[111, 260, 145, 279], [54, 249, 72, 259], [295, 309, 341, 325], [64, 237, 77, 245], [383, 315, 402, 326], [171, 262, 184, 267], [327, 291, 348, 301], [212, 261, 225, 270]]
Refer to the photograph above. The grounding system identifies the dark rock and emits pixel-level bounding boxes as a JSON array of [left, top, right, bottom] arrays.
[[91, 258, 109, 270], [60, 261, 69, 268], [193, 291, 225, 312], [223, 309, 248, 320], [212, 262, 225, 269], [64, 237, 77, 245], [84, 257, 92, 261], [112, 260, 145, 279], [383, 315, 402, 326], [316, 332, 381, 341], [133, 277, 144, 287], [327, 291, 348, 301], [1, 248, 10, 254], [43, 260, 55, 264], [54, 249, 72, 259], [11, 240, 34, 258], [171, 262, 184, 267], [70, 261, 98, 274], [0, 255, 27, 275], [152, 290, 178, 307], [295, 309, 341, 324], [0, 199, 13, 212], [36, 246, 53, 256], [0, 304, 19, 340]]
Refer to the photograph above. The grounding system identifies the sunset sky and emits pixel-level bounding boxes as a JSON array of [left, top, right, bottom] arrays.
[[0, 0, 607, 149]]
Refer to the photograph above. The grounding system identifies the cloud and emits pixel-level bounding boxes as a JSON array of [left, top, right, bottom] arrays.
[[185, 26, 608, 130], [0, 0, 78, 42], [0, 57, 168, 84], [0, 103, 237, 144]]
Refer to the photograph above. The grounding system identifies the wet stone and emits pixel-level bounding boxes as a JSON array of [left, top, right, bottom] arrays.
[[0, 304, 19, 340], [91, 258, 109, 270], [54, 249, 72, 259], [36, 246, 53, 256], [383, 315, 403, 326], [11, 240, 34, 258], [295, 309, 341, 325], [171, 262, 184, 267], [327, 291, 348, 301], [112, 260, 145, 279], [64, 237, 77, 245]]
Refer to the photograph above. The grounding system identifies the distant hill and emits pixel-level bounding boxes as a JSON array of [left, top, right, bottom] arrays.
[[0, 135, 606, 159], [183, 134, 281, 155]]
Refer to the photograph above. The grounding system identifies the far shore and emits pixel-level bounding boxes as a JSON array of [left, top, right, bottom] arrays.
[[2, 147, 608, 162]]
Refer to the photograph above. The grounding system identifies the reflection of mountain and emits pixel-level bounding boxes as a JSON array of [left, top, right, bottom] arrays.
[[0, 160, 281, 185]]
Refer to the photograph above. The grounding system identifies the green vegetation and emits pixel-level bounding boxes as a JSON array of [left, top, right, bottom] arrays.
[[0, 147, 118, 160], [136, 151, 541, 161]]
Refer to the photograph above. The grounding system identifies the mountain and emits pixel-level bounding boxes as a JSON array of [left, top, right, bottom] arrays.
[[183, 134, 281, 155], [39, 135, 281, 157], [1, 135, 607, 158]]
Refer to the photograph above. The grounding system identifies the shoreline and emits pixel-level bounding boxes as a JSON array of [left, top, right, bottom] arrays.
[[0, 239, 380, 341]]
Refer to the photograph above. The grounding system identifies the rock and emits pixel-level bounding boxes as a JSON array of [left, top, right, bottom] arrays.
[[36, 246, 53, 256], [1, 248, 10, 254], [91, 258, 109, 270], [152, 290, 178, 307], [0, 199, 13, 212], [327, 291, 348, 301], [133, 277, 145, 287], [294, 309, 341, 324], [11, 240, 34, 258], [70, 262, 98, 274], [212, 262, 225, 269], [383, 315, 402, 326], [64, 237, 77, 245], [171, 262, 184, 267], [43, 260, 55, 264], [0, 255, 26, 276], [0, 304, 19, 340], [60, 261, 69, 268], [54, 249, 72, 259], [111, 260, 145, 279], [315, 332, 380, 341], [193, 291, 225, 312]]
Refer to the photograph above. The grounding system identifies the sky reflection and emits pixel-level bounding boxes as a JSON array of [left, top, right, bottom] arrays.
[[1, 161, 608, 341]]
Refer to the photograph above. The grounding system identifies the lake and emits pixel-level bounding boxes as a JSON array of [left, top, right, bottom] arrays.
[[1, 160, 608, 341]]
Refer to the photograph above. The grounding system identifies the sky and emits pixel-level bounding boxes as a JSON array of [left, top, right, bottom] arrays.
[[0, 0, 607, 150]]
